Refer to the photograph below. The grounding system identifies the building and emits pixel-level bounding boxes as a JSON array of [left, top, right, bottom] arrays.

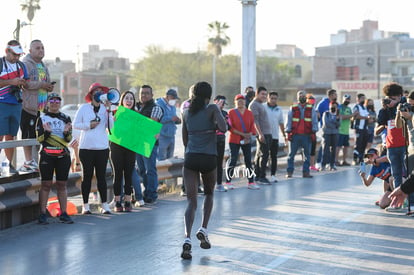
[[313, 20, 414, 99], [82, 45, 130, 72], [44, 45, 131, 105], [257, 44, 313, 105]]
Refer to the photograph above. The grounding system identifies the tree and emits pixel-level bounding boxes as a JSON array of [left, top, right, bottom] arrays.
[[129, 46, 213, 99], [21, 0, 41, 23], [208, 21, 231, 99], [257, 57, 294, 90], [128, 47, 294, 106]]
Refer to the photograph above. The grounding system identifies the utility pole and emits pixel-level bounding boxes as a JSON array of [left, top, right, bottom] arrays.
[[376, 43, 381, 99], [14, 19, 21, 41], [240, 0, 257, 92]]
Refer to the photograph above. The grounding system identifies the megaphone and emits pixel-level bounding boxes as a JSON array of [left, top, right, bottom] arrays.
[[94, 88, 120, 104]]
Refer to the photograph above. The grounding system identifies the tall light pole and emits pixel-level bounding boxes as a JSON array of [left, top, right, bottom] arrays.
[[240, 0, 257, 92], [376, 43, 381, 99]]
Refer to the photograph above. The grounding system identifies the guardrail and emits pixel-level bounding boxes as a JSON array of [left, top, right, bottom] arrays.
[[0, 138, 294, 230]]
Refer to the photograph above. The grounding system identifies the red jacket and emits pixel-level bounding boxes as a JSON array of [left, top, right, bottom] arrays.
[[228, 108, 256, 144]]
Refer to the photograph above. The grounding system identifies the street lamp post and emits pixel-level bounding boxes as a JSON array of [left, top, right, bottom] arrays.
[[240, 0, 257, 91], [376, 44, 381, 99]]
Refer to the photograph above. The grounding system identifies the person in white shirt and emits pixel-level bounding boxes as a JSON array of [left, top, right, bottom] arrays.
[[264, 91, 286, 182], [73, 82, 113, 214], [352, 93, 370, 165]]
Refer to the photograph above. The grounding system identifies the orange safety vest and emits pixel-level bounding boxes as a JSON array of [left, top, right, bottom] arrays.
[[291, 104, 313, 135]]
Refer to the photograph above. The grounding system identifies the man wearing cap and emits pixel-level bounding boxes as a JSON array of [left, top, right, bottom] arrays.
[[336, 94, 357, 166], [156, 88, 181, 161], [0, 40, 29, 174], [358, 148, 393, 209], [19, 39, 55, 172]]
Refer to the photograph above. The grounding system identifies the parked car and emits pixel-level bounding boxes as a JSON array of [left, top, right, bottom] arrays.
[[61, 104, 80, 121]]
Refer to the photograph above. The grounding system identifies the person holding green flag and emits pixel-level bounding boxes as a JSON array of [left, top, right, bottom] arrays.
[[110, 91, 137, 212]]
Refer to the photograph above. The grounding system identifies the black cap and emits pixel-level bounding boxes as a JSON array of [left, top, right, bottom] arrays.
[[166, 89, 179, 99], [214, 95, 228, 105], [364, 148, 378, 158], [47, 92, 61, 101]]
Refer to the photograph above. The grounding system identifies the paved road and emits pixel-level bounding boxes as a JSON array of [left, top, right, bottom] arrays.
[[1, 166, 413, 275]]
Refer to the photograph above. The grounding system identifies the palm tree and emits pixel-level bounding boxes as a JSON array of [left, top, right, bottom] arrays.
[[21, 0, 41, 23], [20, 0, 41, 41], [208, 21, 230, 98]]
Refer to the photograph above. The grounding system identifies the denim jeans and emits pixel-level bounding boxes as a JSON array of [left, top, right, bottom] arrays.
[[158, 135, 175, 161], [120, 163, 143, 201], [387, 146, 406, 188], [316, 147, 323, 164], [287, 134, 311, 174], [226, 142, 254, 183], [136, 144, 159, 201]]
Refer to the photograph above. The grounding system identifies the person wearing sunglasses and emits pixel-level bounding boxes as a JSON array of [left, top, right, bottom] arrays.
[[0, 40, 29, 174], [36, 93, 73, 224]]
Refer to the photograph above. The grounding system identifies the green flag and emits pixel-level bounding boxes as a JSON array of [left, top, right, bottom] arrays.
[[109, 106, 162, 158]]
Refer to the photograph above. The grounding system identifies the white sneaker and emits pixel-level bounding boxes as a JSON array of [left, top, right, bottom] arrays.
[[215, 184, 227, 192], [315, 163, 321, 169], [196, 227, 211, 249], [224, 182, 234, 190], [181, 238, 192, 259], [385, 206, 404, 212], [82, 204, 91, 214], [101, 202, 111, 214], [270, 175, 278, 183], [248, 182, 260, 190], [108, 199, 116, 209], [19, 159, 39, 173], [134, 200, 145, 207]]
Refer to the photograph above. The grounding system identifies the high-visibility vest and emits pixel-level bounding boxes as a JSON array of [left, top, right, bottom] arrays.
[[291, 104, 313, 135]]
